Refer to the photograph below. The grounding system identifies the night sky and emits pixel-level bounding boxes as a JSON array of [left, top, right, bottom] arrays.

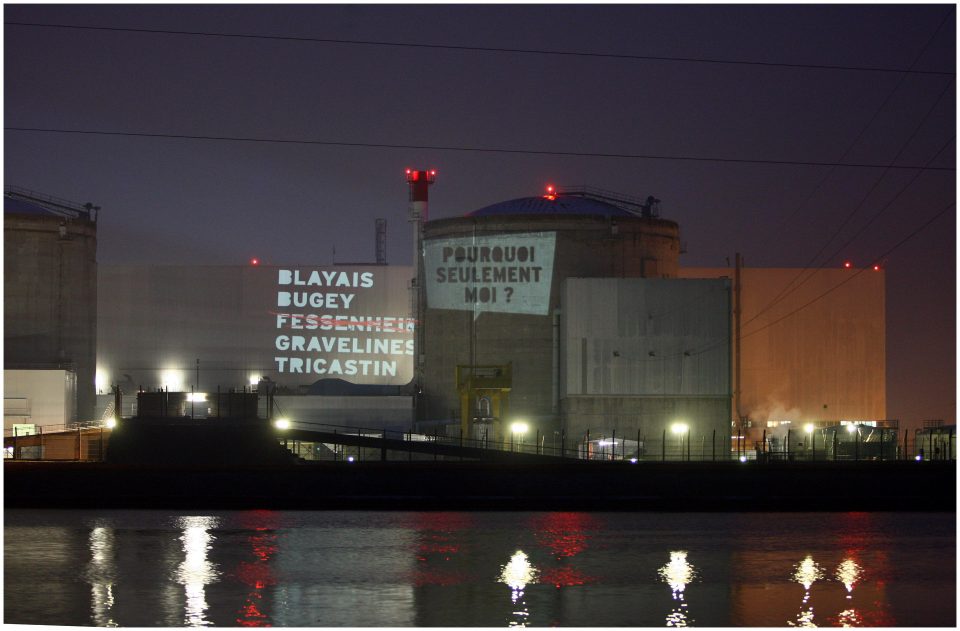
[[4, 4, 955, 426]]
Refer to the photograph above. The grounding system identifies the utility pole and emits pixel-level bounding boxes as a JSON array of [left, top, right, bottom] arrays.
[[734, 252, 743, 446]]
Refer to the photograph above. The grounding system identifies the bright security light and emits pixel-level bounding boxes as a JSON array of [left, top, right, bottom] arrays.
[[804, 423, 815, 434], [274, 418, 291, 430], [739, 455, 747, 463], [249, 375, 260, 386], [846, 423, 857, 434], [670, 422, 689, 435], [160, 369, 185, 392], [510, 421, 529, 435], [95, 370, 108, 394], [105, 417, 117, 429]]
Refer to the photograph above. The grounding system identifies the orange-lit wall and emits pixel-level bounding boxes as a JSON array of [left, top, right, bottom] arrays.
[[679, 267, 885, 431]]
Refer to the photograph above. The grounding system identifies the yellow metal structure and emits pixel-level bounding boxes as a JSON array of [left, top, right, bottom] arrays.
[[456, 363, 512, 442]]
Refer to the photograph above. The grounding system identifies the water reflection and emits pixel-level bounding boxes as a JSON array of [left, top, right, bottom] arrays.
[[531, 512, 596, 588], [836, 558, 862, 597], [234, 511, 279, 627], [3, 511, 953, 627], [412, 512, 470, 587], [174, 516, 220, 627], [85, 525, 117, 627], [828, 513, 895, 627], [532, 512, 591, 558], [828, 557, 864, 626], [658, 550, 696, 627], [499, 550, 539, 627], [790, 555, 824, 627]]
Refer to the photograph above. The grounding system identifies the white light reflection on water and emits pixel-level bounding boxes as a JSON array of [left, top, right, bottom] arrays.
[[86, 525, 117, 627], [789, 555, 825, 628], [174, 516, 221, 627], [836, 558, 862, 597], [835, 557, 864, 627], [658, 550, 696, 627], [499, 550, 539, 627]]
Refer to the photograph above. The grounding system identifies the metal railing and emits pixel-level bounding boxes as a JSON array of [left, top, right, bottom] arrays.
[[5, 417, 952, 464], [274, 420, 955, 464], [4, 185, 98, 221]]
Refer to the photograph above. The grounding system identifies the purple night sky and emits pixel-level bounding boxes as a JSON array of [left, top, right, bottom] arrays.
[[4, 4, 955, 426]]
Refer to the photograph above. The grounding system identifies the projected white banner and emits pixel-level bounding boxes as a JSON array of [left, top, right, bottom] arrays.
[[424, 232, 557, 316]]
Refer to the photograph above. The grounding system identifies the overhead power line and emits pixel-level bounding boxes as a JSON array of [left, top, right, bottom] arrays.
[[686, 200, 955, 358], [740, 201, 955, 341], [4, 20, 956, 76], [743, 78, 956, 327], [762, 8, 955, 243], [5, 127, 956, 172]]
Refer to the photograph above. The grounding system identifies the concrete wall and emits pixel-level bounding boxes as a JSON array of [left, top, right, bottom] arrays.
[[3, 369, 77, 429], [680, 267, 885, 430], [5, 214, 97, 420], [560, 278, 731, 443], [421, 215, 681, 433]]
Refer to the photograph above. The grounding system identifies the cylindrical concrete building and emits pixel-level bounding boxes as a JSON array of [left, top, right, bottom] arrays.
[[4, 187, 98, 423], [421, 188, 683, 441]]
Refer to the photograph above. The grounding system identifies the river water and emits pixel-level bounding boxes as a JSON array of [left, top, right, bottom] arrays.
[[4, 510, 955, 627]]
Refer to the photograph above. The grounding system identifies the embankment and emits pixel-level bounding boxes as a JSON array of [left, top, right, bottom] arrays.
[[4, 460, 954, 511]]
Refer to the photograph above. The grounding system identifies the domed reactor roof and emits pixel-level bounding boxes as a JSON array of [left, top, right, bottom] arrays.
[[466, 186, 660, 219]]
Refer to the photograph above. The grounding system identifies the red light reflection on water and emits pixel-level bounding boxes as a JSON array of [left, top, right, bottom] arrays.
[[825, 512, 896, 627], [539, 565, 595, 588], [410, 512, 471, 587], [238, 592, 269, 627], [234, 511, 280, 627], [527, 513, 599, 590], [531, 512, 597, 559]]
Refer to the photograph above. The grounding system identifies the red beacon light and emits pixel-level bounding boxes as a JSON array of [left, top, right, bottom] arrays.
[[872, 264, 881, 271], [250, 257, 260, 266], [843, 261, 853, 269], [543, 184, 557, 201], [405, 168, 437, 183]]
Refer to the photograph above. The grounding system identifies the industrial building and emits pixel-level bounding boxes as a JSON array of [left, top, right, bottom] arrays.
[[4, 187, 98, 428], [5, 180, 889, 459], [680, 266, 886, 435], [419, 188, 730, 454]]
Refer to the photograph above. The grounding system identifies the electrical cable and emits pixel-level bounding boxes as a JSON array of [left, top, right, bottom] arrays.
[[668, 198, 954, 360], [761, 8, 955, 245], [4, 126, 955, 171], [740, 201, 954, 341], [742, 77, 955, 328], [4, 20, 955, 76]]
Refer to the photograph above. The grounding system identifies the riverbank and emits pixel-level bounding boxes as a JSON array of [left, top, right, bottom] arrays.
[[4, 460, 954, 511]]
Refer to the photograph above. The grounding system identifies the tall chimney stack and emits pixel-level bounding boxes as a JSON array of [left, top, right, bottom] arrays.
[[406, 168, 436, 421]]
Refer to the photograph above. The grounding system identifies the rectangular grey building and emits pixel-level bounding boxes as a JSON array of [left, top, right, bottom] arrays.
[[560, 277, 732, 449]]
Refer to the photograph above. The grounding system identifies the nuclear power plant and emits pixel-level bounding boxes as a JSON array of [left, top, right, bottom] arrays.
[[419, 186, 729, 452], [4, 174, 896, 461]]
